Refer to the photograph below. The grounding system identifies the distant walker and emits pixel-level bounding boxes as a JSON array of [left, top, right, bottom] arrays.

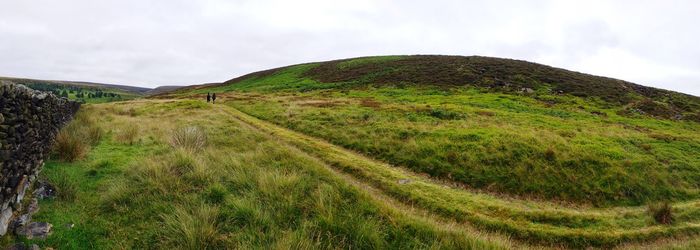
[[212, 93, 217, 104], [206, 92, 211, 103]]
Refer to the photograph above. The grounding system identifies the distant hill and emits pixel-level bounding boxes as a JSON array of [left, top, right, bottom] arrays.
[[146, 85, 185, 96], [0, 76, 151, 94], [211, 55, 700, 120], [0, 76, 151, 103]]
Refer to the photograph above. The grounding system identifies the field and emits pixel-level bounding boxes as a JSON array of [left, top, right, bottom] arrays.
[[9, 97, 700, 249], [6, 55, 700, 249], [172, 58, 700, 207], [5, 100, 514, 249], [226, 87, 700, 207]]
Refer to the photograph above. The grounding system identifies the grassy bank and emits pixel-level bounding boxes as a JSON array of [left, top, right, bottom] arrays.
[[221, 101, 700, 248], [8, 100, 511, 249], [5, 99, 700, 248], [206, 64, 700, 207]]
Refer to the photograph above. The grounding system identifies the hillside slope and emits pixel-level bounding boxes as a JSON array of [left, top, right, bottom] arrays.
[[191, 55, 700, 121], [146, 85, 185, 96], [9, 55, 700, 249], [0, 76, 151, 94], [1, 76, 150, 103], [169, 55, 700, 207]]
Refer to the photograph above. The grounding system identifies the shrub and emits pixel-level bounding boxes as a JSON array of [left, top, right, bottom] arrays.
[[649, 202, 674, 225], [170, 126, 207, 152], [161, 204, 221, 249], [632, 99, 676, 119]]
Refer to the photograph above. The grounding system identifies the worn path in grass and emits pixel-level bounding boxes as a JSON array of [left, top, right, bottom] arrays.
[[216, 101, 700, 248], [9, 99, 517, 249], [218, 102, 525, 249]]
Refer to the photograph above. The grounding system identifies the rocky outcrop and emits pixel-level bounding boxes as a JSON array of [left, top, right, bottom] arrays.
[[0, 80, 79, 236]]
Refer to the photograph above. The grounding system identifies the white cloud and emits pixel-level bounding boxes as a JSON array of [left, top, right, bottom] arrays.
[[0, 0, 698, 96]]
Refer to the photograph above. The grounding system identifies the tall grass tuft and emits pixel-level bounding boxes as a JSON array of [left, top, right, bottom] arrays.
[[51, 174, 78, 201], [53, 107, 103, 161], [115, 124, 139, 145], [99, 180, 133, 212], [649, 202, 674, 225], [170, 126, 207, 152], [162, 204, 221, 250], [170, 150, 197, 176], [54, 126, 89, 162], [73, 110, 103, 145], [204, 183, 227, 204]]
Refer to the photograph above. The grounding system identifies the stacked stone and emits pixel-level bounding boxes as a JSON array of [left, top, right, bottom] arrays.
[[0, 80, 79, 235]]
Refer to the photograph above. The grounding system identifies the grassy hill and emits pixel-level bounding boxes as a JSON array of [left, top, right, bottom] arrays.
[[165, 55, 700, 207], [146, 85, 185, 96], [169, 55, 700, 121], [0, 76, 151, 103], [7, 55, 700, 249]]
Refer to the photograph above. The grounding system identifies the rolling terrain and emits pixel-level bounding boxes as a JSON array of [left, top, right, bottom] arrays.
[[165, 55, 700, 206], [5, 55, 700, 249]]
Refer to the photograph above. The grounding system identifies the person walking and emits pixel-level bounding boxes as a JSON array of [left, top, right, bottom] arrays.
[[207, 92, 211, 103], [212, 93, 217, 104]]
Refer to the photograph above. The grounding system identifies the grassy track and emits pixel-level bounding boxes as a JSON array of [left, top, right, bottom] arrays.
[[218, 100, 700, 248], [5, 100, 513, 249], [5, 98, 699, 249], [166, 58, 700, 207]]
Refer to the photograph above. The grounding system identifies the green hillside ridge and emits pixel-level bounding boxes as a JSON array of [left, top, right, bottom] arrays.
[[174, 55, 700, 121], [169, 55, 700, 206], [1, 76, 149, 103]]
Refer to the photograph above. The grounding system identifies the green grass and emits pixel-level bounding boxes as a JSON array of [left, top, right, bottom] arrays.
[[7, 98, 700, 249], [220, 103, 700, 248], [336, 55, 407, 69], [189, 63, 338, 94], [71, 91, 142, 104], [4, 100, 510, 249], [153, 56, 700, 247], [224, 86, 700, 207]]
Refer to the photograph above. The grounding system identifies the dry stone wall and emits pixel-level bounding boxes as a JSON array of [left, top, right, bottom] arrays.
[[0, 80, 79, 235]]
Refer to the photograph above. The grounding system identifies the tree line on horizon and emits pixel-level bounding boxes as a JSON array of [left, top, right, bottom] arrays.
[[24, 82, 122, 101]]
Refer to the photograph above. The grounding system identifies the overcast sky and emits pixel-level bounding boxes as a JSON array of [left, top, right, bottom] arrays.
[[1, 0, 699, 96]]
